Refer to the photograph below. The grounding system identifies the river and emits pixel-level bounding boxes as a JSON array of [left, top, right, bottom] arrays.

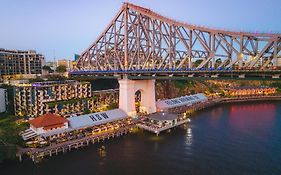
[[1, 101, 281, 175]]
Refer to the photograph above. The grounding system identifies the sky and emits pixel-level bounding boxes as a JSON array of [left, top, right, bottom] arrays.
[[0, 0, 280, 61]]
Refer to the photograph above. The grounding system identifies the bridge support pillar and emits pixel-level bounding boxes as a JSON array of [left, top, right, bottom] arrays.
[[118, 79, 156, 116]]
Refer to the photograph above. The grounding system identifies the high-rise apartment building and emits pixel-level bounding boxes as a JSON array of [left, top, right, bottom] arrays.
[[0, 48, 45, 78]]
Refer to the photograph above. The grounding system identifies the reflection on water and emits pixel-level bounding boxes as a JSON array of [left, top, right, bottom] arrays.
[[185, 127, 192, 146], [98, 146, 107, 158], [209, 107, 224, 127], [98, 146, 107, 166], [229, 103, 276, 134]]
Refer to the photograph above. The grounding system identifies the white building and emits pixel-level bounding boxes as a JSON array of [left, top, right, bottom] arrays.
[[21, 109, 128, 140], [21, 113, 69, 140], [156, 93, 208, 111], [0, 88, 7, 113]]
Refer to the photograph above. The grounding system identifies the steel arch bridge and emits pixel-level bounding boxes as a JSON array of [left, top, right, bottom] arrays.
[[72, 3, 281, 79]]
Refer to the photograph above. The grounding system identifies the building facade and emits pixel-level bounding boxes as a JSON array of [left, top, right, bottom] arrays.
[[0, 88, 7, 113], [227, 86, 276, 96], [22, 113, 69, 140], [0, 49, 45, 78], [14, 80, 119, 118]]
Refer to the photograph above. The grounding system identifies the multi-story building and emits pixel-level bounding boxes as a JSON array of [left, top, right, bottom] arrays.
[[0, 48, 45, 78], [57, 59, 70, 68], [0, 88, 8, 113], [14, 80, 118, 118]]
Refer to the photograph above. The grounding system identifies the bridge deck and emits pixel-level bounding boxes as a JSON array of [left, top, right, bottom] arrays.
[[70, 69, 281, 80]]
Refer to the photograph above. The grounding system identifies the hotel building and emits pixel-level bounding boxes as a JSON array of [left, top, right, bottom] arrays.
[[14, 80, 118, 118], [0, 48, 45, 78]]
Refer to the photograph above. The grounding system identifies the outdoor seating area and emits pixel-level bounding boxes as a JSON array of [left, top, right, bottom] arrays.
[[137, 112, 190, 135], [227, 86, 276, 96], [22, 109, 132, 148]]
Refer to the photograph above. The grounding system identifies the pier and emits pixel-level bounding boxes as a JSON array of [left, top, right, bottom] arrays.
[[138, 95, 281, 136], [16, 95, 281, 162], [137, 112, 191, 135], [17, 125, 133, 162]]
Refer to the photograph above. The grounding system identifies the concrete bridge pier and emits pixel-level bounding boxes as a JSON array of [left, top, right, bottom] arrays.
[[118, 79, 156, 116]]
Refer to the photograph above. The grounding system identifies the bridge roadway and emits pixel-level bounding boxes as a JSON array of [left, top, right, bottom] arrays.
[[70, 69, 281, 80]]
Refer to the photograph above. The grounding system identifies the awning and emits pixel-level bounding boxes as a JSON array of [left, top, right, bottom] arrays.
[[41, 128, 74, 138], [68, 109, 128, 130], [156, 93, 207, 110], [148, 112, 178, 121]]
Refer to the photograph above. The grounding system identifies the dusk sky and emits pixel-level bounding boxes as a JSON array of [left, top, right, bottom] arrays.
[[1, 0, 280, 61]]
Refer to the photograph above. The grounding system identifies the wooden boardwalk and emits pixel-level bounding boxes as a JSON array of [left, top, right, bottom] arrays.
[[17, 125, 134, 162]]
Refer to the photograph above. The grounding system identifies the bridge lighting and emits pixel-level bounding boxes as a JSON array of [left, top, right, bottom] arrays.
[[239, 53, 243, 58]]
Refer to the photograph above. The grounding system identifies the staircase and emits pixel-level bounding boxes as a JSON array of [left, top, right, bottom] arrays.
[[21, 128, 38, 141]]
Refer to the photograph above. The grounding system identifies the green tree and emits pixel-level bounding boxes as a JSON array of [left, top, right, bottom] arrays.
[[56, 65, 67, 73], [0, 115, 27, 163], [194, 59, 203, 67], [42, 65, 54, 73], [107, 102, 118, 110]]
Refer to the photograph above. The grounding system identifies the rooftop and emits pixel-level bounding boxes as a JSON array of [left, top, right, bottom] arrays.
[[148, 112, 178, 121], [156, 93, 207, 110], [28, 113, 68, 128], [68, 108, 128, 130]]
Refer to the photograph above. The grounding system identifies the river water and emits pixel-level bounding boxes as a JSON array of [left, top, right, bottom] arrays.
[[1, 101, 281, 175]]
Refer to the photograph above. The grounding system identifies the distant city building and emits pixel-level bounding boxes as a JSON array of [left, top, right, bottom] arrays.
[[227, 86, 276, 96], [0, 48, 45, 78], [57, 59, 70, 68], [14, 80, 118, 118], [0, 88, 8, 113], [70, 60, 77, 70], [74, 54, 80, 61]]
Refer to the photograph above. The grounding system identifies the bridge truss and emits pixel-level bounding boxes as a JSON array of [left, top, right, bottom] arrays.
[[75, 3, 281, 78]]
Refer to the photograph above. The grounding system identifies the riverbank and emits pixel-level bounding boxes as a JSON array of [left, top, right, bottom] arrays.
[[3, 101, 281, 175], [14, 95, 281, 163], [168, 95, 281, 116]]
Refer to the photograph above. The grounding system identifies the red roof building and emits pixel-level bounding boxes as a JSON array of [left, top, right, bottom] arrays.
[[28, 113, 69, 134]]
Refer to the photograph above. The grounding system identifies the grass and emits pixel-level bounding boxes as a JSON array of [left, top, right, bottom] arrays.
[[0, 113, 28, 163]]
